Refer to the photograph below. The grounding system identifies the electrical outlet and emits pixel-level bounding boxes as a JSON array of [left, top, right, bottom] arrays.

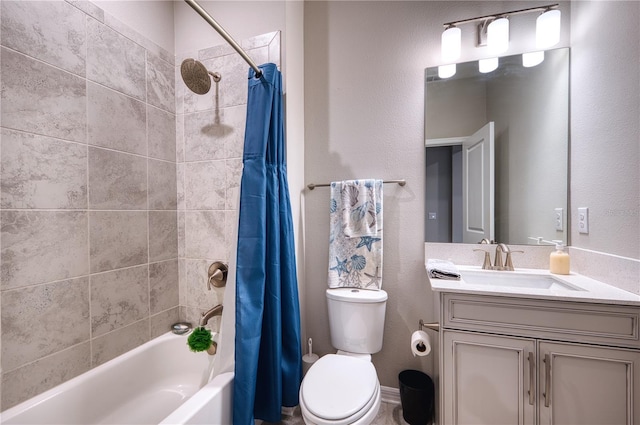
[[578, 207, 589, 234], [554, 208, 563, 231]]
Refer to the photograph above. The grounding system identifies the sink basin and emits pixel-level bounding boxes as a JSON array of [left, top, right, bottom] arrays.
[[460, 270, 583, 291]]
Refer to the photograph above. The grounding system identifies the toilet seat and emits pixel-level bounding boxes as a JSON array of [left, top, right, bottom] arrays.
[[299, 354, 381, 425]]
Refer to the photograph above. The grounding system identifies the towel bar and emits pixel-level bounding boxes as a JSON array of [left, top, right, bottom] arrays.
[[307, 179, 406, 190]]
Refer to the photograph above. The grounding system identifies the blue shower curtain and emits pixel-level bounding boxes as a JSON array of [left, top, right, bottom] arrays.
[[234, 63, 302, 425]]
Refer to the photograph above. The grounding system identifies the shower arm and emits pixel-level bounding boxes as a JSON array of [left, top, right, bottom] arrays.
[[183, 0, 263, 78]]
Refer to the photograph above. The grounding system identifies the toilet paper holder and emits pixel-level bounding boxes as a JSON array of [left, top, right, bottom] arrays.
[[413, 320, 439, 354], [418, 319, 440, 333]]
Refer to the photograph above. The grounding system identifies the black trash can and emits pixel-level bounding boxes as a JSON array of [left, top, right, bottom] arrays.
[[398, 369, 434, 425]]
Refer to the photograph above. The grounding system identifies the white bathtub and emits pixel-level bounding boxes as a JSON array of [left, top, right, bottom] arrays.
[[0, 332, 233, 425]]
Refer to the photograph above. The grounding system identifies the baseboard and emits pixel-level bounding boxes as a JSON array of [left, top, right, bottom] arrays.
[[381, 385, 401, 404]]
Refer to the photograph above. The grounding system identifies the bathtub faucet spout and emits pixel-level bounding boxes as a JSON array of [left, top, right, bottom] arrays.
[[200, 304, 223, 327]]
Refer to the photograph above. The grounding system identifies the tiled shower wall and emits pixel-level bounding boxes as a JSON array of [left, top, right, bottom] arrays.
[[176, 31, 281, 327], [0, 0, 281, 410], [0, 1, 178, 409]]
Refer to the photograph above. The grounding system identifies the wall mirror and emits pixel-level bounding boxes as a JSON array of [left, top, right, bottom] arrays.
[[424, 48, 569, 246]]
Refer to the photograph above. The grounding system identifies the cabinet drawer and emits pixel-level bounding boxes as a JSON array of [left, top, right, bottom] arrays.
[[442, 294, 640, 349]]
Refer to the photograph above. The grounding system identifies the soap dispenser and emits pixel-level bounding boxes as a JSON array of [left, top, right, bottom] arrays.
[[549, 241, 570, 275]]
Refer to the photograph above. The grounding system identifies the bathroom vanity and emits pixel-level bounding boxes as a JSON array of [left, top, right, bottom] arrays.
[[428, 266, 640, 425]]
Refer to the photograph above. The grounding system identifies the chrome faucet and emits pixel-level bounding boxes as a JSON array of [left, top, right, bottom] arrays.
[[200, 304, 223, 327]]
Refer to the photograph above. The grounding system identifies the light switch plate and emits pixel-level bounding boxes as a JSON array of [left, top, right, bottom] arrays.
[[554, 208, 563, 231], [578, 207, 589, 234]]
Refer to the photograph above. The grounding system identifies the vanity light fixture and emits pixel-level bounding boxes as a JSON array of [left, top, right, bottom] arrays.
[[479, 57, 499, 73], [441, 4, 559, 72], [523, 51, 545, 67], [487, 17, 509, 55], [438, 64, 456, 79], [440, 25, 461, 77], [441, 25, 462, 63], [522, 8, 561, 68], [536, 9, 561, 49]]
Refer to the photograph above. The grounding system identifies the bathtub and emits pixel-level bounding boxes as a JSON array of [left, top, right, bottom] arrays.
[[0, 332, 233, 425]]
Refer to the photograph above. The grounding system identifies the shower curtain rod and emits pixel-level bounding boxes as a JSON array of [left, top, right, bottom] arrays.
[[184, 0, 263, 78]]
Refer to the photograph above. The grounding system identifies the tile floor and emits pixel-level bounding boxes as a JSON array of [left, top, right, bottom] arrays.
[[263, 401, 410, 425]]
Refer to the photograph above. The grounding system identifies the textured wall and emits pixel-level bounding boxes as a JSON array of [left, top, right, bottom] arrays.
[[0, 0, 178, 409], [304, 1, 434, 387], [570, 1, 640, 259], [173, 1, 285, 57], [304, 1, 637, 393], [94, 0, 176, 53]]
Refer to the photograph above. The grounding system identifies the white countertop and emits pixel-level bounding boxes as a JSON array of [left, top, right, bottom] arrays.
[[427, 264, 640, 306]]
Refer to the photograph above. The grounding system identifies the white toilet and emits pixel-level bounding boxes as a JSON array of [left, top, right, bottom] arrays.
[[299, 288, 388, 425]]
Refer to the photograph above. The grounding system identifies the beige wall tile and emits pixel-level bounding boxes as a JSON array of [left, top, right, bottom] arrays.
[[147, 52, 176, 114], [221, 105, 247, 159], [90, 265, 149, 337], [176, 113, 185, 162], [0, 1, 182, 408], [1, 343, 91, 410], [1, 277, 90, 371], [86, 18, 146, 100], [1, 48, 86, 143], [225, 158, 242, 210], [87, 83, 147, 155], [1, 129, 87, 209], [149, 159, 177, 210], [0, 1, 86, 76], [150, 307, 180, 338], [184, 211, 226, 260], [177, 163, 185, 211], [148, 106, 176, 161], [89, 211, 148, 273], [178, 211, 186, 258], [88, 147, 147, 210], [183, 110, 226, 161], [183, 259, 224, 312], [91, 319, 149, 367], [185, 160, 226, 210], [1, 211, 89, 290], [150, 259, 179, 314], [149, 211, 178, 262]]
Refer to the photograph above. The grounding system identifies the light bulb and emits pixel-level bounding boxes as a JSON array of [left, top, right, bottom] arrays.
[[536, 9, 561, 49], [441, 26, 461, 63], [487, 18, 509, 54], [523, 51, 544, 67], [479, 58, 498, 73], [438, 64, 456, 79]]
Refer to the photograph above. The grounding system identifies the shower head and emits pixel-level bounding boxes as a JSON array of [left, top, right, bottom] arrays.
[[180, 58, 221, 95]]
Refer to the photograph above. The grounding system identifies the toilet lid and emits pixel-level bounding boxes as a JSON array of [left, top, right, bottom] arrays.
[[301, 354, 377, 420]]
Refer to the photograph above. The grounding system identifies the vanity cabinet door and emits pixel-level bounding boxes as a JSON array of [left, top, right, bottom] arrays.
[[538, 342, 640, 425], [442, 330, 536, 425]]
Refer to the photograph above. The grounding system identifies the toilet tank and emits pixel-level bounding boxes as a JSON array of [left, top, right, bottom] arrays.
[[326, 288, 387, 354]]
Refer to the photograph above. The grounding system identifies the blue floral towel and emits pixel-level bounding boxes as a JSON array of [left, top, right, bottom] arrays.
[[328, 179, 383, 290]]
